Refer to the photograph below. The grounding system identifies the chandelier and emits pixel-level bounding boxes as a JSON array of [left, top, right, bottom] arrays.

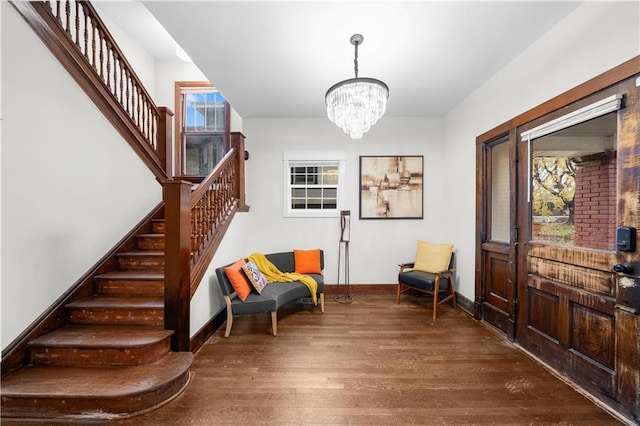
[[325, 34, 389, 139]]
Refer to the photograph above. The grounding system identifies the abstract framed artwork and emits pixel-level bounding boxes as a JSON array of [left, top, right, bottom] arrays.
[[359, 155, 424, 219]]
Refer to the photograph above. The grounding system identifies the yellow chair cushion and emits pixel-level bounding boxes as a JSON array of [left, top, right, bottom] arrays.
[[413, 241, 453, 273]]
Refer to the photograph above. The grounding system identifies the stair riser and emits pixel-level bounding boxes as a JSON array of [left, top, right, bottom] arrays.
[[136, 237, 164, 250], [0, 370, 190, 419], [95, 280, 164, 296], [29, 340, 171, 367], [68, 309, 164, 327], [117, 256, 164, 270], [152, 221, 165, 233]]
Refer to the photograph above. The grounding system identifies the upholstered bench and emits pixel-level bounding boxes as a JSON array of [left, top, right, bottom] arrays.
[[215, 250, 325, 337]]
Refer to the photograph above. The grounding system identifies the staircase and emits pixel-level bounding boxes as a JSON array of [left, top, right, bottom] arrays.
[[0, 219, 193, 420]]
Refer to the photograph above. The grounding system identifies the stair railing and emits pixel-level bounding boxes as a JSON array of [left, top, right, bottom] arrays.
[[12, 0, 248, 353], [164, 133, 248, 351], [11, 0, 172, 180]]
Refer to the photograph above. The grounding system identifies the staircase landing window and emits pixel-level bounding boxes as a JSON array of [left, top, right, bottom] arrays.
[[175, 82, 230, 177]]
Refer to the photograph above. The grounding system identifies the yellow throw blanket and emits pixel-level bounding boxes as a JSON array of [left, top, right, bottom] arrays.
[[247, 253, 318, 305]]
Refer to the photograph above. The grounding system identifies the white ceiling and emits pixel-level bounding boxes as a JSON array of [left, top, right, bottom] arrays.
[[95, 1, 581, 119]]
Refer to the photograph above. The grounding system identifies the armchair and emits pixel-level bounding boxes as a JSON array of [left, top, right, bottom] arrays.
[[397, 242, 456, 319]]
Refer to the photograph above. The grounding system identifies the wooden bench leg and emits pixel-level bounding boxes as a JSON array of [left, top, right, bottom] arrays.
[[224, 296, 233, 338], [320, 293, 325, 313], [271, 311, 277, 336]]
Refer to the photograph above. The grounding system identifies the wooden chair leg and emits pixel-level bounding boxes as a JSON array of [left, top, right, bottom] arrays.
[[271, 311, 277, 336], [396, 283, 402, 304], [320, 293, 325, 313], [449, 277, 457, 308], [432, 277, 439, 320]]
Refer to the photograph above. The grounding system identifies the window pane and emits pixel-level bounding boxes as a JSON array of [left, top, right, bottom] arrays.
[[322, 166, 339, 184], [322, 199, 337, 209], [490, 140, 510, 242], [184, 134, 225, 175], [291, 199, 306, 209], [181, 87, 227, 175], [185, 91, 226, 133], [530, 112, 616, 249], [323, 188, 337, 198], [307, 188, 322, 198], [292, 188, 306, 198]]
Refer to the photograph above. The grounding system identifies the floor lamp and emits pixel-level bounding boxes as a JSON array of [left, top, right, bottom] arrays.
[[336, 210, 352, 303]]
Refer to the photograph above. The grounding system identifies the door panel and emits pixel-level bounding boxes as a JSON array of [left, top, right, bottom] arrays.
[[527, 286, 559, 342], [486, 252, 509, 311], [482, 248, 511, 332]]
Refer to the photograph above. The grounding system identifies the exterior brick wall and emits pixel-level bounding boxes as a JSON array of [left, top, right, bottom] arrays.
[[573, 153, 616, 250]]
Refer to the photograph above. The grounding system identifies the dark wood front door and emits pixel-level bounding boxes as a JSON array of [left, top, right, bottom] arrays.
[[515, 77, 639, 419], [477, 60, 640, 421], [476, 134, 517, 339]]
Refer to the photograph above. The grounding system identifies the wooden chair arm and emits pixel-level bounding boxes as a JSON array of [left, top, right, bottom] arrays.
[[398, 262, 415, 273], [434, 268, 455, 278]]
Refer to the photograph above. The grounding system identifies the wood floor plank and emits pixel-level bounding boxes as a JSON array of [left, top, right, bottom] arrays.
[[109, 295, 624, 425], [8, 294, 620, 425]]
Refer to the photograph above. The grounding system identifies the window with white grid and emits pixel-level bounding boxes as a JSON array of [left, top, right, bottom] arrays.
[[283, 152, 346, 218]]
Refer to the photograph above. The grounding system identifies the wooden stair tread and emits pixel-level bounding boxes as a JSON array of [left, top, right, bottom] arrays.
[[29, 325, 172, 348], [66, 295, 164, 309], [136, 233, 164, 238], [118, 250, 163, 256], [1, 352, 192, 398], [95, 270, 164, 280]]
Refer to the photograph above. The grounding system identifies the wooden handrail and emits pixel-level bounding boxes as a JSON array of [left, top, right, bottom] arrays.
[[11, 0, 171, 180]]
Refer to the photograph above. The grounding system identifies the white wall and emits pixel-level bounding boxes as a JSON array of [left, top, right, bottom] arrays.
[[243, 117, 447, 282], [442, 1, 640, 298], [188, 116, 447, 336], [0, 2, 4, 345], [1, 3, 161, 348]]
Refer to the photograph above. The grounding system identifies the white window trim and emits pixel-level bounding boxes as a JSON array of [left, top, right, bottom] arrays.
[[283, 151, 346, 218]]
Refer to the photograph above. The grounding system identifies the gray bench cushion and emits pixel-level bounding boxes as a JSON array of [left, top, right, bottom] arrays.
[[215, 250, 325, 337]]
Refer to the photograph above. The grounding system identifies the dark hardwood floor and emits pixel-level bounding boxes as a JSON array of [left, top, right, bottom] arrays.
[[6, 294, 624, 424]]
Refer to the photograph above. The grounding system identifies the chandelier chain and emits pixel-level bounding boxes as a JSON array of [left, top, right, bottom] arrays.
[[353, 41, 359, 78]]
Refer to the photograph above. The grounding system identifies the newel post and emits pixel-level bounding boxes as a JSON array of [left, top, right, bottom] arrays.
[[157, 107, 174, 178], [230, 132, 248, 211], [163, 180, 192, 351]]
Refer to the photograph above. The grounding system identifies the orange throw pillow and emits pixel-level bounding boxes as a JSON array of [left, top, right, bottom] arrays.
[[225, 258, 251, 301], [294, 249, 322, 274]]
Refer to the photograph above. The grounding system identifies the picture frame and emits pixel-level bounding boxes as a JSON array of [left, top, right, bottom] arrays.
[[359, 155, 424, 219]]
